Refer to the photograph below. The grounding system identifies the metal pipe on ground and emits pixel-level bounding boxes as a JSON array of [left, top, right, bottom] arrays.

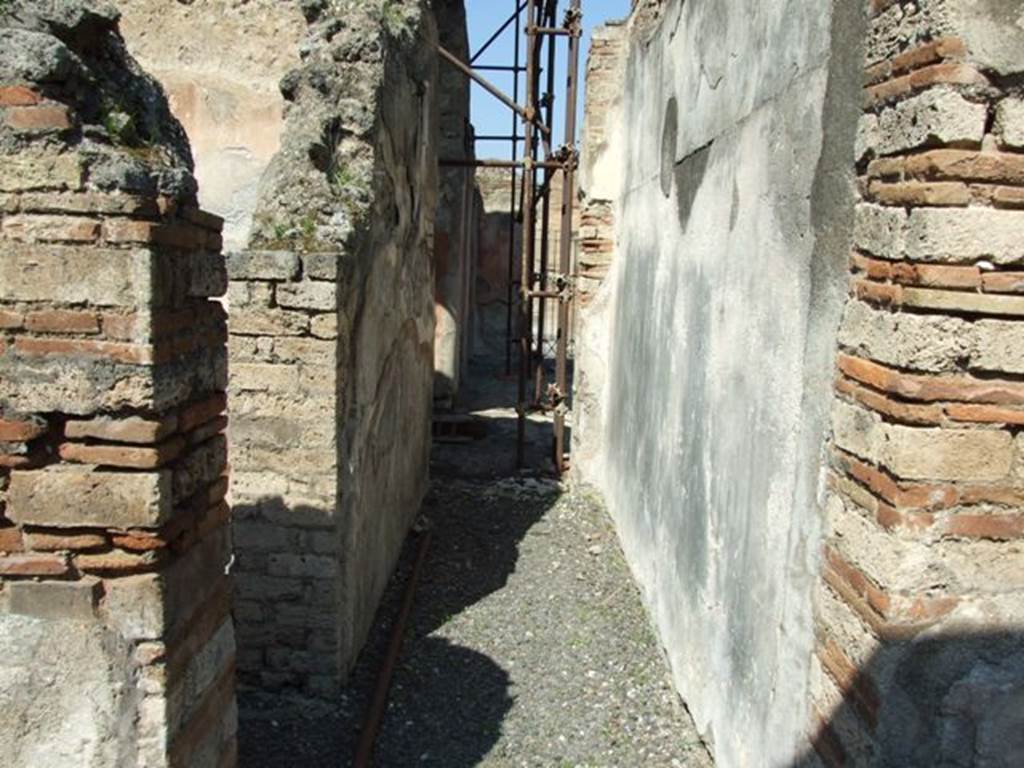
[[352, 529, 434, 768]]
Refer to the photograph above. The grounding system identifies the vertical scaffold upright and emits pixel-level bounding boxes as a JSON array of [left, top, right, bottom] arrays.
[[437, 0, 582, 474]]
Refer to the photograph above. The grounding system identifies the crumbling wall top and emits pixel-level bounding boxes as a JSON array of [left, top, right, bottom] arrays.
[[250, 0, 434, 251], [1, 0, 195, 201]]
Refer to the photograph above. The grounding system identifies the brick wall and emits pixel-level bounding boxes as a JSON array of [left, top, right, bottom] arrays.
[[571, 21, 627, 491], [227, 249, 343, 696], [576, 26, 625, 301], [0, 6, 234, 766], [810, 2, 1024, 763], [227, 1, 439, 697]]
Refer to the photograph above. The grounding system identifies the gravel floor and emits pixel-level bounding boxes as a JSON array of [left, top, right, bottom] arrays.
[[239, 478, 712, 767], [239, 354, 712, 766]]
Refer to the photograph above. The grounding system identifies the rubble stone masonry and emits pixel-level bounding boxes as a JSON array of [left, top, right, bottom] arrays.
[[0, 3, 234, 766], [228, 0, 439, 697], [810, 1, 1024, 765]]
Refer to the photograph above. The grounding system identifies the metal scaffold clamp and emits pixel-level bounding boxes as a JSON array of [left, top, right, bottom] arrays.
[[556, 273, 575, 304], [564, 6, 583, 32], [546, 383, 570, 417], [552, 144, 579, 171]]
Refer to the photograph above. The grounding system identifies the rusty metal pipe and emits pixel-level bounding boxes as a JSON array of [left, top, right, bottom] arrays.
[[438, 44, 550, 137], [553, 0, 582, 475], [531, 25, 574, 35], [440, 158, 563, 169], [470, 0, 529, 64], [516, 0, 538, 469], [534, 0, 559, 406], [504, 0, 523, 377], [352, 529, 433, 768]]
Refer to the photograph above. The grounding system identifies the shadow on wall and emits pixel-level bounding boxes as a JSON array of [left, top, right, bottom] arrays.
[[230, 496, 344, 695], [793, 630, 1024, 767]]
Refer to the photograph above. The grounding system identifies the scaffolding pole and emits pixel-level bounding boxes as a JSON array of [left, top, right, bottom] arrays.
[[516, 0, 537, 468], [437, 0, 581, 474], [534, 0, 558, 406], [553, 0, 582, 474]]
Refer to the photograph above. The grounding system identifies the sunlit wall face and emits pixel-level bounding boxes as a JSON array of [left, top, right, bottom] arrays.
[[467, 0, 631, 161]]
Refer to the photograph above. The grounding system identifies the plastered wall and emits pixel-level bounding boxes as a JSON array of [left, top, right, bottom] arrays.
[[116, 0, 305, 251], [574, 0, 865, 763]]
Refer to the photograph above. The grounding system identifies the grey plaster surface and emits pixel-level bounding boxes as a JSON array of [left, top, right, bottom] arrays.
[[575, 0, 865, 764]]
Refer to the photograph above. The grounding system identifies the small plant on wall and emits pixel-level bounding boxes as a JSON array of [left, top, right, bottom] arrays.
[[380, 0, 416, 39]]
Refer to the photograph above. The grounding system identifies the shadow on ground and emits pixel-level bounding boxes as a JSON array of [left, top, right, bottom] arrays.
[[239, 350, 595, 766], [237, 481, 557, 767]]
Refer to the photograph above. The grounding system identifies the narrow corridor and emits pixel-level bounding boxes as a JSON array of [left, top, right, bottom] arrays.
[[238, 357, 711, 766]]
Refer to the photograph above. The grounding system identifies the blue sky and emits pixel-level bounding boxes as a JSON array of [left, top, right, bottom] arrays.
[[466, 0, 631, 160]]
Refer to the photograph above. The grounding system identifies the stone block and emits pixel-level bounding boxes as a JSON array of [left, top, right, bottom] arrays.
[[302, 253, 341, 281], [995, 98, 1024, 150], [226, 251, 299, 281], [230, 363, 301, 392], [310, 313, 338, 339], [232, 522, 302, 554], [838, 300, 967, 373], [8, 577, 100, 620], [854, 203, 906, 259], [875, 87, 986, 156], [838, 299, 1024, 375], [972, 319, 1024, 374], [271, 337, 337, 366], [883, 424, 1014, 482], [0, 244, 176, 307], [225, 281, 273, 309], [266, 553, 338, 579], [856, 113, 880, 164], [6, 466, 173, 528], [275, 280, 337, 311], [906, 208, 1024, 265], [189, 252, 228, 298], [234, 574, 305, 602], [0, 346, 225, 414], [230, 307, 310, 337], [833, 399, 1015, 481], [229, 414, 336, 452], [0, 153, 83, 192], [832, 399, 880, 463]]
